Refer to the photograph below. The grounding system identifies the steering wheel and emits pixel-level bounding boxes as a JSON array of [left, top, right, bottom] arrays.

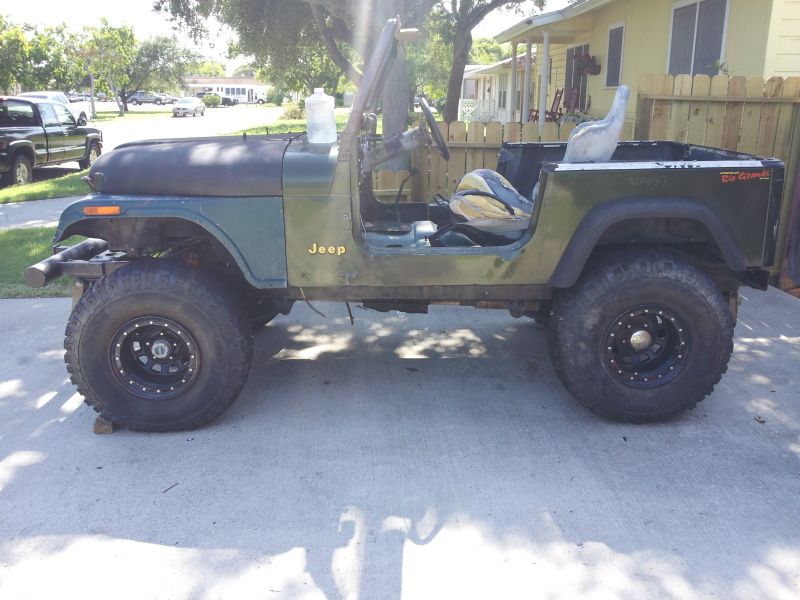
[[419, 97, 449, 161]]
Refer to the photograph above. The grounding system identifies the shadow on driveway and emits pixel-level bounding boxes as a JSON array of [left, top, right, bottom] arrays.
[[0, 290, 798, 599]]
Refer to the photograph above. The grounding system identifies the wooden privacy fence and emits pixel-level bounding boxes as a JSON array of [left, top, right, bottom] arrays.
[[634, 74, 800, 161], [373, 120, 579, 203], [635, 73, 800, 288]]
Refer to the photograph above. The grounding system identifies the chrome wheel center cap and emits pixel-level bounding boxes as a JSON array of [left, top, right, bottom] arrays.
[[629, 330, 653, 351], [151, 339, 172, 359]]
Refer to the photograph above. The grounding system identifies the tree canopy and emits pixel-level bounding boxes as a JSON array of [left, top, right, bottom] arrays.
[[0, 17, 198, 114]]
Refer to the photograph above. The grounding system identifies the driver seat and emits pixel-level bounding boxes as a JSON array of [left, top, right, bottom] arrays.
[[432, 169, 533, 246]]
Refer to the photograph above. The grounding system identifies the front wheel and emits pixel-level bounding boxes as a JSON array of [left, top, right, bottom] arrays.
[[79, 142, 101, 170], [64, 261, 253, 431], [547, 250, 735, 423]]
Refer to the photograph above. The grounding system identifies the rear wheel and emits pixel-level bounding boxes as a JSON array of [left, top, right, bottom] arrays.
[[65, 261, 253, 431], [547, 250, 735, 423], [5, 154, 32, 186]]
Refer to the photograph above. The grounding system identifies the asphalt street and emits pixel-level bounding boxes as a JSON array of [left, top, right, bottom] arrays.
[[1, 288, 798, 599]]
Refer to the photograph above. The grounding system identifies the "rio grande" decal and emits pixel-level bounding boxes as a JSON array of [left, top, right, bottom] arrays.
[[720, 169, 770, 184]]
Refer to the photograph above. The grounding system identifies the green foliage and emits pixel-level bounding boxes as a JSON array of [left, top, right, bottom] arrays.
[[0, 16, 27, 92], [280, 102, 305, 120], [268, 87, 286, 106], [81, 20, 138, 99], [224, 2, 344, 96], [130, 36, 197, 94], [189, 60, 226, 77], [469, 38, 510, 65], [202, 93, 221, 107], [407, 14, 452, 102]]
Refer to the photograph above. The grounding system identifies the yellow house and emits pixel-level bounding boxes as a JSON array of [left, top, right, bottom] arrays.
[[494, 0, 800, 130]]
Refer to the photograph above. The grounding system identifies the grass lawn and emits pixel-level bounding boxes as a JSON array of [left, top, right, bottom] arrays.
[[0, 227, 82, 298], [0, 170, 87, 204], [236, 109, 352, 136]]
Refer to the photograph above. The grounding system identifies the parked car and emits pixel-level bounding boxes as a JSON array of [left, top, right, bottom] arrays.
[[17, 91, 90, 125], [129, 91, 174, 105], [0, 96, 102, 186], [24, 19, 795, 432], [196, 91, 238, 106], [172, 97, 206, 117]]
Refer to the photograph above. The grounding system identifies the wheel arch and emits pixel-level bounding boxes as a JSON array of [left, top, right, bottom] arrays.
[[548, 197, 748, 288], [8, 141, 36, 167], [57, 211, 287, 290]]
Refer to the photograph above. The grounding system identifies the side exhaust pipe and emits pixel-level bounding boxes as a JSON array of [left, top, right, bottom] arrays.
[[25, 238, 109, 288]]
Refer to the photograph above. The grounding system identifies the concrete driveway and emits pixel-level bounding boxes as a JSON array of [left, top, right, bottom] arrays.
[[1, 289, 799, 599]]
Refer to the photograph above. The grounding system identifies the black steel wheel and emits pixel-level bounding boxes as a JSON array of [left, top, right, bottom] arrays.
[[65, 260, 253, 431], [548, 250, 735, 423], [603, 305, 688, 389], [110, 317, 200, 399]]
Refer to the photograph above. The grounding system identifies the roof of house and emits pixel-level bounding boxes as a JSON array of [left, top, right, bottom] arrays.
[[184, 77, 266, 86], [462, 56, 529, 79], [495, 0, 618, 44]]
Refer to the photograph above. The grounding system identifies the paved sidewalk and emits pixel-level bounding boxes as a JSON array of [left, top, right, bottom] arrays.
[[0, 289, 799, 599], [0, 196, 81, 230]]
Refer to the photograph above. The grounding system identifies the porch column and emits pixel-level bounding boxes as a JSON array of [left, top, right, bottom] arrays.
[[510, 42, 518, 122], [521, 40, 532, 123], [538, 30, 550, 139]]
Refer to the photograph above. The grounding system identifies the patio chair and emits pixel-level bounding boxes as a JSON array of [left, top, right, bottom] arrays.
[[528, 88, 564, 122], [564, 87, 580, 115]]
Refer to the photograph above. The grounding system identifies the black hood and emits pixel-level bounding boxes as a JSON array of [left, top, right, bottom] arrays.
[[87, 135, 295, 197]]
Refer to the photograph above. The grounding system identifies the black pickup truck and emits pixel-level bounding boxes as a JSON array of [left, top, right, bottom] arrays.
[[0, 96, 103, 187]]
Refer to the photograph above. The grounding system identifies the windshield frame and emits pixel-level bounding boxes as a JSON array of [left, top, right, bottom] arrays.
[[339, 18, 401, 160]]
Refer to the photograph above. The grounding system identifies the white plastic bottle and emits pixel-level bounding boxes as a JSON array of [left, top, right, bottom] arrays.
[[305, 88, 337, 144]]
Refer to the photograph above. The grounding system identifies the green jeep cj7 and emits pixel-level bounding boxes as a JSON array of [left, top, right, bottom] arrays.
[[27, 20, 791, 431]]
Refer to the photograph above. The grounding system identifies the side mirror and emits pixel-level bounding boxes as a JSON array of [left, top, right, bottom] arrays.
[[395, 28, 419, 42]]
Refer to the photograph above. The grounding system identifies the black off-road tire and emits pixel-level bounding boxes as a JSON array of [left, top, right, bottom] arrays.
[[64, 260, 253, 431], [548, 250, 735, 423], [78, 142, 101, 170]]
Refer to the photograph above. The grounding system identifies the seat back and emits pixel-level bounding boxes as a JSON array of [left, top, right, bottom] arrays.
[[563, 85, 629, 163]]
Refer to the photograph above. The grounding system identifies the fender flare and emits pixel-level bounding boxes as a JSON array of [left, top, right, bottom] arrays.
[[7, 140, 37, 166], [54, 196, 287, 289], [548, 196, 748, 288]]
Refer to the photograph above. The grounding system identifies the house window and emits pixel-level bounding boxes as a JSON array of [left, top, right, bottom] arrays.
[[606, 24, 624, 87], [564, 44, 589, 111], [669, 0, 727, 75], [498, 73, 508, 109]]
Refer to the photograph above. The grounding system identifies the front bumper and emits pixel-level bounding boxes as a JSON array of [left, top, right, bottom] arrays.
[[25, 239, 127, 288]]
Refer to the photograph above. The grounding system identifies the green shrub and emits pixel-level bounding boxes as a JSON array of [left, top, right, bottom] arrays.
[[202, 94, 221, 108], [280, 103, 305, 120], [268, 88, 285, 106]]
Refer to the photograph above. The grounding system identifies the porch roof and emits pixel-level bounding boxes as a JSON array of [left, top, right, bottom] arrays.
[[462, 56, 528, 79], [495, 0, 619, 44]]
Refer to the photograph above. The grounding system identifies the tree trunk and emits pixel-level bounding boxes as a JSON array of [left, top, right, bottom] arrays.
[[88, 73, 97, 119], [443, 25, 472, 124], [380, 45, 411, 170], [107, 77, 125, 115]]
